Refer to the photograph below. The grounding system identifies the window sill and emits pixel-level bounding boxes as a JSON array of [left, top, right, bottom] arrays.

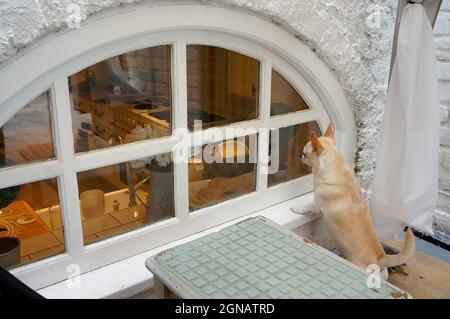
[[37, 193, 316, 299]]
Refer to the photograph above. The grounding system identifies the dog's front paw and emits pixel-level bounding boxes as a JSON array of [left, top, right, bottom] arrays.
[[290, 205, 313, 215]]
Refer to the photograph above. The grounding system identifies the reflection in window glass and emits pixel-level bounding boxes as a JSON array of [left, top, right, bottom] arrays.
[[271, 69, 309, 116], [188, 135, 257, 211], [0, 178, 64, 269], [268, 122, 321, 186], [0, 91, 54, 169], [77, 152, 174, 244], [69, 45, 172, 153], [187, 45, 260, 130]]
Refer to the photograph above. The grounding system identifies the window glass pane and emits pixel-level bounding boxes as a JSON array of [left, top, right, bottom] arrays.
[[69, 45, 172, 153], [271, 69, 309, 116], [187, 45, 259, 130], [0, 178, 64, 269], [189, 135, 257, 211], [0, 91, 54, 169], [268, 122, 321, 186], [77, 152, 174, 244]]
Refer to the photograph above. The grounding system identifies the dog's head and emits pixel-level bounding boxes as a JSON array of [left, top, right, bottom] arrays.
[[301, 123, 335, 167]]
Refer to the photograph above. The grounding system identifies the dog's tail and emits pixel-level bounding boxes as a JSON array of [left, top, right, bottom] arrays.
[[377, 228, 416, 269]]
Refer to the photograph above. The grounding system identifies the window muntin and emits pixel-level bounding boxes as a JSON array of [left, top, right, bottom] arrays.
[[271, 69, 309, 116], [0, 32, 336, 282], [0, 46, 323, 253], [189, 135, 257, 211], [186, 45, 260, 130], [268, 122, 321, 186], [69, 45, 172, 153], [0, 91, 54, 169], [76, 152, 174, 244], [0, 178, 64, 269]]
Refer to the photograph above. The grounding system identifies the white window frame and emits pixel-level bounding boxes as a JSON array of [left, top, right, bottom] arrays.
[[0, 4, 355, 289]]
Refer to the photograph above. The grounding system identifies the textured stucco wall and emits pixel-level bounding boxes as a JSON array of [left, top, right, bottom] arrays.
[[22, 1, 450, 237], [0, 0, 396, 188], [0, 0, 398, 217], [2, 0, 449, 242]]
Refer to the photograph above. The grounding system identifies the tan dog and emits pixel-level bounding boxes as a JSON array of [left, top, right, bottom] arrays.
[[291, 124, 415, 278]]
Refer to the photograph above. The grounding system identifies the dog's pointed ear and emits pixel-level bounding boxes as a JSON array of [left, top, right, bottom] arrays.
[[324, 123, 335, 140], [310, 132, 323, 153]]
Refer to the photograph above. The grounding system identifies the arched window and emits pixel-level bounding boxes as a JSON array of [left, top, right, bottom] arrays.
[[0, 5, 354, 288]]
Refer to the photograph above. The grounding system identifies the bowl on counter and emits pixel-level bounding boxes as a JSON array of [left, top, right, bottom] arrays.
[[0, 235, 21, 269]]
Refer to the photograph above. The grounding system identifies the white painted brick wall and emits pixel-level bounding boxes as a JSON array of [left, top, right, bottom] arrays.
[[0, 0, 396, 193], [435, 4, 450, 243]]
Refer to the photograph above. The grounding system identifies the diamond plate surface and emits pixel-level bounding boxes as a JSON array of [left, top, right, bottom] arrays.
[[150, 217, 401, 299]]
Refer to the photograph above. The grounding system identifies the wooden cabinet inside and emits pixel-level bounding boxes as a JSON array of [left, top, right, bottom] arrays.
[[71, 92, 171, 189]]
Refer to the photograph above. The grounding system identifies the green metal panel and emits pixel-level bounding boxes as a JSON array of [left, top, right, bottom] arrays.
[[146, 216, 407, 299]]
